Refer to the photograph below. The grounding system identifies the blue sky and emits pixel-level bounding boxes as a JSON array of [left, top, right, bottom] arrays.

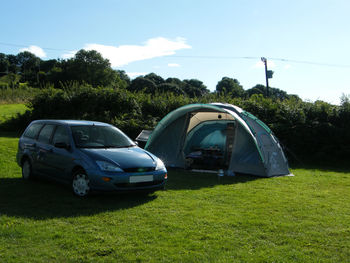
[[1, 0, 350, 104]]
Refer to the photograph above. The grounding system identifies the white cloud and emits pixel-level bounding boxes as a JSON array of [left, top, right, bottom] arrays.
[[61, 50, 78, 59], [126, 72, 147, 78], [168, 63, 180, 67], [284, 64, 292, 70], [19, 45, 47, 58], [253, 60, 276, 69], [61, 37, 191, 67]]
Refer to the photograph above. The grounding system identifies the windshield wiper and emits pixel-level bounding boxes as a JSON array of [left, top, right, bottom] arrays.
[[78, 144, 136, 149], [104, 144, 136, 148]]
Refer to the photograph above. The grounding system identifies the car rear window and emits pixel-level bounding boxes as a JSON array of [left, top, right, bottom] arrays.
[[37, 124, 55, 144], [23, 123, 43, 139]]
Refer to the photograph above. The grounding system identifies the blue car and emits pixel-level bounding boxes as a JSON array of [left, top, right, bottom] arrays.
[[16, 120, 167, 197]]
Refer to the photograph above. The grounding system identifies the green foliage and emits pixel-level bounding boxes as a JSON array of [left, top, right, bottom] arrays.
[[0, 73, 20, 89], [16, 51, 41, 84], [144, 72, 165, 85], [1, 84, 348, 163], [61, 50, 117, 87], [183, 79, 209, 97], [129, 76, 157, 93], [0, 86, 39, 104], [128, 74, 209, 98], [0, 50, 128, 89], [246, 84, 292, 100], [216, 77, 245, 98], [0, 53, 9, 77]]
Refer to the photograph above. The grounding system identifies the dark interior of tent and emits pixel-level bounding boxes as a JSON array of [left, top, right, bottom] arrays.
[[183, 111, 236, 170]]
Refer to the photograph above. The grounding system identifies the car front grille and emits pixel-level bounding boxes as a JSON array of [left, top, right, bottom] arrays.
[[123, 167, 155, 173], [115, 180, 164, 188]]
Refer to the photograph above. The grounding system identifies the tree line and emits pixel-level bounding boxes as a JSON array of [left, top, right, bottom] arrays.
[[0, 49, 297, 100]]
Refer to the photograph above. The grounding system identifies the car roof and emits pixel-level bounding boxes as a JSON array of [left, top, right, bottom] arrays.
[[30, 120, 111, 126]]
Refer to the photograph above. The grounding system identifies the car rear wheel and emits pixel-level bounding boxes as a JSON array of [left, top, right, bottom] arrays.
[[22, 159, 33, 180], [72, 170, 90, 197]]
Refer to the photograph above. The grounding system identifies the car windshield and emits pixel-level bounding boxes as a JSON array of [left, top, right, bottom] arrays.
[[71, 125, 136, 148]]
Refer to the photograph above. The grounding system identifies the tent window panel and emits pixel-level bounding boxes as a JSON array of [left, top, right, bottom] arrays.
[[187, 111, 235, 133]]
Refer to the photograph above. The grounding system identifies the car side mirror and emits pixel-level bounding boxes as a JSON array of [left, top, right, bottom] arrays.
[[134, 141, 139, 146], [54, 142, 71, 150]]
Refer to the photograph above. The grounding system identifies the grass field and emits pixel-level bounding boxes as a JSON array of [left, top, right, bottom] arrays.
[[1, 133, 350, 262], [0, 103, 27, 124], [0, 104, 350, 262]]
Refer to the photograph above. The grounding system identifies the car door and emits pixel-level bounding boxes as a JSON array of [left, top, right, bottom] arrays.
[[19, 122, 44, 172], [35, 124, 56, 176], [44, 125, 75, 182]]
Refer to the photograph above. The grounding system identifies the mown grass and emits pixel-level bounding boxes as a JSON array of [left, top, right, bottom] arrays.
[[0, 104, 27, 124], [0, 133, 350, 262]]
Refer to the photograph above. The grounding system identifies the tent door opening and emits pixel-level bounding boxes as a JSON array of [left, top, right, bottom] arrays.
[[183, 112, 236, 170]]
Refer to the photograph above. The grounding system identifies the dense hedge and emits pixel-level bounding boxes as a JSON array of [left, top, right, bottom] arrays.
[[4, 85, 350, 165]]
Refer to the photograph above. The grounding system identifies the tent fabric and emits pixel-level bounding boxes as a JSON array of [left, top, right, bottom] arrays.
[[145, 103, 291, 177]]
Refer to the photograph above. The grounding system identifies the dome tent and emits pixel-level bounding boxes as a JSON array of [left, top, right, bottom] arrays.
[[144, 103, 291, 177]]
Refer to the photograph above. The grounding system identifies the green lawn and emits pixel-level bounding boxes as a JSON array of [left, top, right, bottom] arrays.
[[0, 103, 27, 124], [0, 134, 350, 262]]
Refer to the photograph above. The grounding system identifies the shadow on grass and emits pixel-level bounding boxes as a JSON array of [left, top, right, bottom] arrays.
[[0, 131, 21, 138], [0, 169, 261, 220], [0, 111, 30, 138], [165, 169, 260, 191], [0, 177, 157, 220]]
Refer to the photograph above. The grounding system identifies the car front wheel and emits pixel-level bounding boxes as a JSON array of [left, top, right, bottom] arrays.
[[22, 159, 33, 180], [72, 170, 90, 197]]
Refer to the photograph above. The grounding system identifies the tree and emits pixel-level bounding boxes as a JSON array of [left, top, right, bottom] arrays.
[[216, 77, 245, 97], [246, 84, 266, 97], [247, 84, 290, 100], [0, 53, 9, 76], [116, 70, 131, 85], [7, 55, 19, 74], [16, 51, 41, 84], [129, 77, 157, 93], [183, 79, 209, 97], [166, 77, 184, 86], [157, 83, 185, 95], [63, 49, 117, 87], [144, 73, 164, 86], [40, 59, 58, 73]]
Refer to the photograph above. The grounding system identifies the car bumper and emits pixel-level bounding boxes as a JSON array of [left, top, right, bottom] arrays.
[[86, 168, 167, 192]]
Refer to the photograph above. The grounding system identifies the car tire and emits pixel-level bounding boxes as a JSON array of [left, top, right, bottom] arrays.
[[22, 159, 33, 180], [72, 170, 90, 197]]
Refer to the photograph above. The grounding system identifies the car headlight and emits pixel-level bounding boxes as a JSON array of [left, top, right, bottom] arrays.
[[155, 158, 165, 170], [96, 161, 124, 172]]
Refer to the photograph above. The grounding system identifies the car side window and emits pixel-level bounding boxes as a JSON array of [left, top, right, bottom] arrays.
[[23, 123, 43, 139], [37, 124, 55, 144], [52, 126, 70, 145]]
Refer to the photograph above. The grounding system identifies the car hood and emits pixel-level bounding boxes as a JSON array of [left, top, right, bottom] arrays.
[[79, 147, 157, 169]]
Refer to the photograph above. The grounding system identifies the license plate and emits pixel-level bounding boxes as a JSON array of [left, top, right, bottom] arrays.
[[129, 175, 153, 183]]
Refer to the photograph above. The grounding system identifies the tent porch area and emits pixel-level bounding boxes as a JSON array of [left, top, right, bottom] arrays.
[[183, 111, 236, 170]]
